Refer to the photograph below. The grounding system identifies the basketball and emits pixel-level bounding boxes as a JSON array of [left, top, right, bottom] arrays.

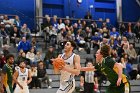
[[52, 58, 65, 73]]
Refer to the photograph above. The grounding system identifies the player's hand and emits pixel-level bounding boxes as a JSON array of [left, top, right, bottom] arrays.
[[116, 77, 122, 86], [58, 64, 65, 70], [27, 80, 30, 85], [19, 84, 23, 89]]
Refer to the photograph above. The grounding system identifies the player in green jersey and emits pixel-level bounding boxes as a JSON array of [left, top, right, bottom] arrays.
[[1, 54, 14, 93], [81, 45, 130, 93]]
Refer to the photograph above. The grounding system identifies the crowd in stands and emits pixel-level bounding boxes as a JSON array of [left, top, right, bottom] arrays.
[[0, 14, 140, 91]]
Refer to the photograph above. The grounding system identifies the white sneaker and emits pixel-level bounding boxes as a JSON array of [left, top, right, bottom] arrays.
[[48, 86, 52, 88]]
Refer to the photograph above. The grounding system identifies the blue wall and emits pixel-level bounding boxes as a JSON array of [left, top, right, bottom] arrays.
[[122, 0, 140, 22], [43, 0, 117, 25], [0, 0, 35, 29]]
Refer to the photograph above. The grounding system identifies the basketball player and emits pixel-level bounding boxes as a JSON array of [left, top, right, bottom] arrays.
[[13, 61, 32, 93], [56, 40, 81, 93], [81, 45, 130, 93], [1, 54, 15, 93]]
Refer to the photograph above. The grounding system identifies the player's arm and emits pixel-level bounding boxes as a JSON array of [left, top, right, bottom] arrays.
[[1, 72, 6, 93], [12, 70, 23, 89], [81, 66, 95, 71], [27, 69, 32, 84], [63, 55, 81, 75], [114, 62, 123, 86]]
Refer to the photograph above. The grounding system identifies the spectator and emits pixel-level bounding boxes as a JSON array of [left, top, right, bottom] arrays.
[[120, 54, 127, 75], [99, 38, 108, 48], [37, 61, 52, 88], [102, 27, 110, 39], [108, 36, 118, 49], [84, 11, 92, 20], [26, 47, 36, 66], [21, 23, 31, 40], [91, 32, 101, 49], [30, 64, 39, 89], [127, 44, 137, 64], [121, 36, 129, 48], [58, 18, 65, 30], [0, 27, 10, 46], [119, 22, 126, 36], [64, 19, 72, 31], [44, 46, 58, 69], [3, 15, 12, 34], [13, 15, 21, 29], [90, 21, 98, 35], [17, 37, 31, 53], [42, 16, 52, 29], [2, 45, 10, 57], [110, 27, 119, 39], [134, 22, 140, 43], [51, 16, 58, 30], [34, 51, 43, 63], [16, 52, 30, 66], [10, 26, 21, 47]]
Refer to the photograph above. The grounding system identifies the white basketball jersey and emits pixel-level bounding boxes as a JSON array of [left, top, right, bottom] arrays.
[[17, 68, 28, 86], [60, 53, 75, 83]]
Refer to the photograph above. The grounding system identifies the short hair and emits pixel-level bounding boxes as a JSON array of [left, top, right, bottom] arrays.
[[100, 45, 110, 57], [6, 54, 14, 61], [67, 40, 77, 49]]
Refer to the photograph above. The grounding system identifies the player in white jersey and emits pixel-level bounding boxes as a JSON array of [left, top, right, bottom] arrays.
[[13, 61, 32, 93], [56, 40, 81, 93]]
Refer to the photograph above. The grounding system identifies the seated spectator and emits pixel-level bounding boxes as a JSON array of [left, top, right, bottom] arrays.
[[51, 16, 58, 30], [108, 36, 118, 49], [91, 32, 101, 49], [44, 46, 58, 69], [58, 19, 65, 30], [2, 45, 10, 57], [134, 22, 140, 42], [34, 51, 43, 63], [21, 23, 31, 40], [0, 27, 10, 46], [75, 29, 86, 50], [26, 47, 36, 66], [120, 54, 127, 75], [121, 36, 129, 48], [10, 26, 21, 47], [99, 38, 108, 48], [31, 37, 38, 51], [84, 11, 92, 20], [125, 22, 134, 39], [13, 15, 21, 29], [30, 64, 39, 89], [17, 37, 31, 53], [3, 15, 12, 34], [110, 27, 119, 39], [49, 25, 57, 46], [16, 52, 30, 66], [127, 44, 137, 64], [119, 22, 126, 36], [37, 61, 52, 88], [124, 54, 133, 79], [102, 27, 110, 39]]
